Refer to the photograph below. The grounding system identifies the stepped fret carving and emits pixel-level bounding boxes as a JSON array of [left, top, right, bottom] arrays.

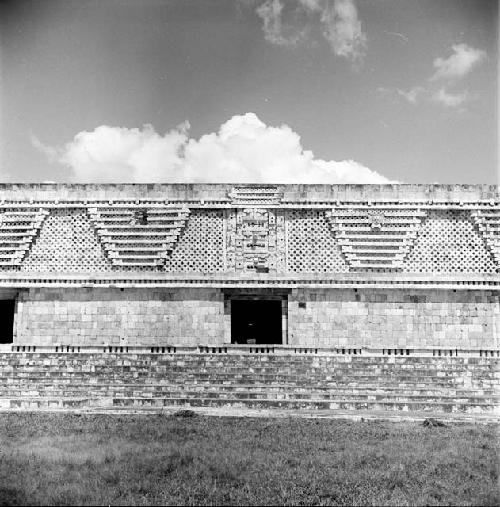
[[325, 208, 427, 269], [88, 206, 190, 267], [228, 186, 282, 205], [471, 208, 500, 265], [0, 208, 49, 266]]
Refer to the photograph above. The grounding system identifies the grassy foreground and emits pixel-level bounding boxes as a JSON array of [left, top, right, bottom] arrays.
[[0, 412, 498, 506]]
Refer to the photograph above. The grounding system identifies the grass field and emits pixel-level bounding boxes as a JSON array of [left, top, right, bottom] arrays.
[[0, 412, 498, 506]]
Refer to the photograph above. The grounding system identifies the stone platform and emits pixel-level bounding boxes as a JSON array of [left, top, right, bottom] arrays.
[[1, 350, 498, 418]]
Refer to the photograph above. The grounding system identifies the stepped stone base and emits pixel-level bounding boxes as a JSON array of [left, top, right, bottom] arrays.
[[1, 352, 498, 417]]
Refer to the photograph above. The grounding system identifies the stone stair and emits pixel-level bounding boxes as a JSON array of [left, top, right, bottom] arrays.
[[0, 353, 498, 415]]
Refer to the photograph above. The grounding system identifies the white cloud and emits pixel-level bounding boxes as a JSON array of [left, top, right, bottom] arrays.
[[383, 30, 408, 43], [383, 43, 486, 110], [320, 0, 367, 64], [391, 84, 468, 109], [430, 43, 486, 82], [30, 133, 59, 163], [56, 123, 189, 183], [32, 113, 392, 184], [255, 0, 367, 64], [396, 86, 425, 104], [431, 88, 468, 108], [297, 0, 322, 10], [255, 0, 302, 47]]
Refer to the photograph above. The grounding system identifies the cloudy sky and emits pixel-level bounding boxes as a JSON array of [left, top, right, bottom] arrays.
[[0, 0, 497, 184]]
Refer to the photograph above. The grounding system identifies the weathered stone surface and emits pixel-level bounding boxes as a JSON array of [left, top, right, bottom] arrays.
[[0, 184, 497, 278], [0, 352, 498, 414], [0, 184, 497, 416], [15, 288, 224, 346], [12, 287, 499, 350], [288, 289, 499, 349]]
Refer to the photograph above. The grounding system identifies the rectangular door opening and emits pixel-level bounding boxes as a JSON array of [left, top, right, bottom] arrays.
[[0, 300, 15, 344], [231, 299, 282, 345]]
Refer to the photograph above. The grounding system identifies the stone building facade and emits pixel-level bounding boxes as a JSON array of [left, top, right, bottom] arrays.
[[0, 183, 497, 354]]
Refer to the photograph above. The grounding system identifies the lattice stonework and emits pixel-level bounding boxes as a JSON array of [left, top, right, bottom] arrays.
[[286, 210, 348, 273], [325, 208, 427, 270], [22, 209, 111, 273], [87, 207, 190, 267], [404, 210, 497, 273], [471, 208, 500, 265], [168, 210, 224, 273], [0, 208, 48, 267]]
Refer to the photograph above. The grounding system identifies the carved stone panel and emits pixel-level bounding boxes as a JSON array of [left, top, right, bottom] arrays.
[[226, 207, 284, 273]]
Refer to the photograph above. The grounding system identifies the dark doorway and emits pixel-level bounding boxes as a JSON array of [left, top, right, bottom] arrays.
[[231, 299, 282, 345], [0, 300, 15, 344]]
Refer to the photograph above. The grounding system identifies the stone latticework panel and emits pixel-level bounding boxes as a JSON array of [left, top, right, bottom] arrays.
[[21, 209, 111, 273], [87, 206, 190, 267], [0, 208, 49, 268], [286, 210, 348, 273], [325, 208, 427, 270], [404, 210, 498, 273], [167, 210, 225, 273]]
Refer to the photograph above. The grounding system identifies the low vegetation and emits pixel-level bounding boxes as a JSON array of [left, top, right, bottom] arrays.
[[0, 412, 498, 506]]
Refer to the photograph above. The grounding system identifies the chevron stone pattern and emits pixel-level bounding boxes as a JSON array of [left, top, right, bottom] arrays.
[[0, 208, 49, 266], [471, 208, 500, 265], [87, 206, 190, 267], [325, 208, 428, 270]]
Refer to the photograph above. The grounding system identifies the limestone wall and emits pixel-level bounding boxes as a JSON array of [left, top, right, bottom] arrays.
[[15, 288, 225, 346], [288, 289, 499, 350], [13, 287, 499, 350]]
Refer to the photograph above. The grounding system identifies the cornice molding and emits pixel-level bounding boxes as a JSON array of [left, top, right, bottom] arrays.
[[0, 200, 498, 210], [0, 273, 498, 290]]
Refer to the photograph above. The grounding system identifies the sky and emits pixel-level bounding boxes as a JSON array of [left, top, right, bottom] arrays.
[[0, 0, 497, 184]]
